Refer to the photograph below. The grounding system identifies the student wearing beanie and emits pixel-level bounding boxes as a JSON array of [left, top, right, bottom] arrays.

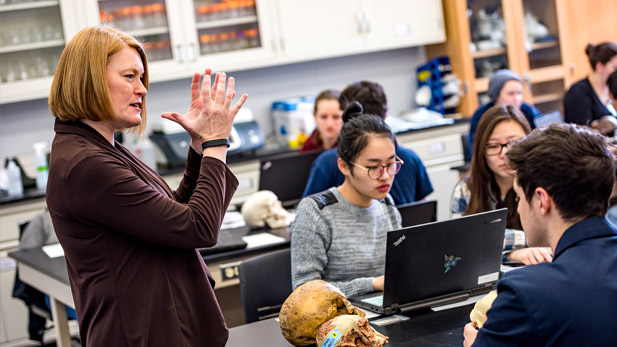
[[468, 69, 541, 147]]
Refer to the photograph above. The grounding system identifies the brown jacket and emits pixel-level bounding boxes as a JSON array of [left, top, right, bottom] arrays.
[[46, 120, 238, 346]]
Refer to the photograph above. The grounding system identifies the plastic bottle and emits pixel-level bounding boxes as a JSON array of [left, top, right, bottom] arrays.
[[6, 158, 24, 197], [33, 141, 49, 192]]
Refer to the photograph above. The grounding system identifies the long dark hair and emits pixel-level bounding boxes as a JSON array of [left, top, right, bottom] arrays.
[[337, 101, 395, 173], [465, 105, 531, 229]]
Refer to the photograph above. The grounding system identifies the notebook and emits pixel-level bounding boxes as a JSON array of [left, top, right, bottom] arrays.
[[396, 200, 437, 227], [350, 208, 507, 315], [258, 150, 322, 209]]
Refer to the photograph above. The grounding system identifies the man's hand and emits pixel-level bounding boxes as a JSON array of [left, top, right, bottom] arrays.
[[463, 322, 479, 347]]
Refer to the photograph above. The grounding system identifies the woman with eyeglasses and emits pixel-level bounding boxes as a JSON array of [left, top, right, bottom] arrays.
[[291, 101, 402, 297], [451, 105, 552, 266]]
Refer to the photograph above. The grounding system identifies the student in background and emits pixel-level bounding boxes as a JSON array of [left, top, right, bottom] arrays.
[[299, 89, 343, 153], [469, 69, 541, 148], [292, 102, 402, 297], [46, 25, 246, 346], [463, 123, 617, 346], [564, 42, 617, 127], [302, 81, 433, 205], [451, 105, 552, 265]]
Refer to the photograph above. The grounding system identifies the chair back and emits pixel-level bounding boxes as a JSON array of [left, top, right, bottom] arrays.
[[238, 248, 292, 323]]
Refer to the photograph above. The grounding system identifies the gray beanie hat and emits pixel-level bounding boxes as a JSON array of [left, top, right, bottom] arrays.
[[487, 69, 521, 101]]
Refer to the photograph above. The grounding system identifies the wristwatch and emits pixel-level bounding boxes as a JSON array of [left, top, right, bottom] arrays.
[[201, 138, 231, 150]]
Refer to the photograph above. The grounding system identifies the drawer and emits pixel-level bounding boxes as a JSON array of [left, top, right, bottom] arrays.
[[0, 199, 47, 248]]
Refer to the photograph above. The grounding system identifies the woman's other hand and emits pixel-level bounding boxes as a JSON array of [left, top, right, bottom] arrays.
[[507, 247, 552, 265], [161, 69, 248, 154]]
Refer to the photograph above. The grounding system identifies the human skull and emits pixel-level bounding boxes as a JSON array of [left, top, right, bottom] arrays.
[[316, 315, 388, 347], [469, 290, 498, 328], [279, 280, 365, 346], [241, 190, 290, 228]]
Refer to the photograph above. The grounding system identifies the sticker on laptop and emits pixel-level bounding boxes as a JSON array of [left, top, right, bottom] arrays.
[[478, 272, 499, 285], [444, 254, 462, 273]]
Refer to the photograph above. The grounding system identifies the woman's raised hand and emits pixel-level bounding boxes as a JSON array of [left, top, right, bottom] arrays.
[[161, 69, 248, 151]]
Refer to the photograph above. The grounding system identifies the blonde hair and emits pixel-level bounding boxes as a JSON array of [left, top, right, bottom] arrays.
[[49, 25, 149, 134]]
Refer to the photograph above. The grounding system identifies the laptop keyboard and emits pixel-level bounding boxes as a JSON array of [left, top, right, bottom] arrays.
[[362, 295, 384, 306]]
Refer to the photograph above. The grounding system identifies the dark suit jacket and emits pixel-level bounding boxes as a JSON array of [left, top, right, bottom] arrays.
[[47, 120, 238, 347], [474, 217, 617, 346]]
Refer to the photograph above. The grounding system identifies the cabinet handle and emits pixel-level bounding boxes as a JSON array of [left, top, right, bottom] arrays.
[[176, 44, 184, 64], [187, 43, 197, 62], [569, 63, 575, 76], [523, 73, 532, 92], [355, 12, 364, 34], [363, 12, 372, 34]]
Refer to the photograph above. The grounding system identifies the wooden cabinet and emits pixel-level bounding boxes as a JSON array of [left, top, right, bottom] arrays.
[[275, 0, 445, 61], [428, 0, 617, 117]]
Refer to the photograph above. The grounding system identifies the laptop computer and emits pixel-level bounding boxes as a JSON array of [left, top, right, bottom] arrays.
[[350, 208, 507, 315], [198, 225, 250, 255], [396, 200, 437, 227], [258, 149, 322, 209]]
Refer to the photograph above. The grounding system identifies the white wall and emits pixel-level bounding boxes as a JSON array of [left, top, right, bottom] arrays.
[[0, 46, 426, 161]]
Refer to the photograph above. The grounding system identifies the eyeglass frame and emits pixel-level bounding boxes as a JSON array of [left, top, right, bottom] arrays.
[[484, 140, 516, 156], [349, 156, 404, 179]]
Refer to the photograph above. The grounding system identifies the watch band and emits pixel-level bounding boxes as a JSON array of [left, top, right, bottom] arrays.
[[201, 138, 231, 150]]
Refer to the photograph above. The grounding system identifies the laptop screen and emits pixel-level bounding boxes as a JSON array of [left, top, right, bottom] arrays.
[[382, 208, 507, 309], [258, 149, 322, 208], [396, 200, 437, 228]]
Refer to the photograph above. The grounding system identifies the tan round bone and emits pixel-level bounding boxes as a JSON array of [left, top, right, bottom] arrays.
[[279, 280, 365, 346]]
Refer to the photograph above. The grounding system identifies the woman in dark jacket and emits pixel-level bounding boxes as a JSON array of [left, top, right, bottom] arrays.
[[46, 25, 247, 347]]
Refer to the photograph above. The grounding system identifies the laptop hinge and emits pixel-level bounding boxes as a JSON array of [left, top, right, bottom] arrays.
[[385, 303, 401, 315], [398, 292, 470, 314]]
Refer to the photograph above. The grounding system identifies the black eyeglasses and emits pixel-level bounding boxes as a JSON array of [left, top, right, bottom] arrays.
[[350, 156, 404, 179], [484, 141, 515, 156]]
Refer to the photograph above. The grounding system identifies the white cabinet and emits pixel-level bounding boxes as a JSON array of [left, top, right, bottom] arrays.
[[79, 0, 278, 82], [0, 0, 446, 104], [275, 0, 445, 61], [0, 0, 81, 104], [396, 122, 467, 221]]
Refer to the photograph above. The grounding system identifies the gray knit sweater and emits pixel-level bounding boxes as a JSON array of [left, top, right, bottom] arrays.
[[291, 187, 401, 297]]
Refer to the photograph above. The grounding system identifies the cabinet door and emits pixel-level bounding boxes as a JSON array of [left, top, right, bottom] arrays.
[[274, 0, 365, 60], [363, 0, 445, 50], [81, 0, 190, 82], [186, 0, 278, 73], [466, 0, 513, 104], [0, 0, 80, 104], [518, 0, 566, 114]]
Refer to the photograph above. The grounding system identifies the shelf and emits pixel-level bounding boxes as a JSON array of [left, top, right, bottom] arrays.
[[0, 0, 58, 12], [125, 26, 169, 38], [196, 16, 257, 30], [527, 65, 565, 83], [474, 77, 489, 93], [533, 92, 563, 104], [472, 47, 507, 59], [0, 39, 63, 54], [531, 40, 558, 51]]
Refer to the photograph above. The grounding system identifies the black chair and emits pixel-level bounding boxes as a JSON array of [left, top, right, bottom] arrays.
[[238, 248, 292, 324]]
